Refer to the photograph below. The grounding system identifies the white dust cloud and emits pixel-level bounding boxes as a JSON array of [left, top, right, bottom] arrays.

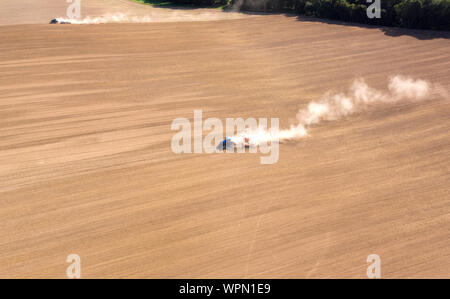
[[54, 12, 244, 24], [232, 75, 437, 146], [55, 14, 153, 24]]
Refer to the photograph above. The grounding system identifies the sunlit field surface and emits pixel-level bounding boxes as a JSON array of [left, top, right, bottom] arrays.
[[0, 0, 449, 278]]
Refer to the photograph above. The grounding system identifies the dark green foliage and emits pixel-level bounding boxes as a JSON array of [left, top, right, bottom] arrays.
[[172, 0, 449, 30], [394, 0, 423, 27], [410, 0, 450, 29]]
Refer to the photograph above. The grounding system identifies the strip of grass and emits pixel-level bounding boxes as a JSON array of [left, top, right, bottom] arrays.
[[132, 0, 174, 7], [131, 0, 229, 9]]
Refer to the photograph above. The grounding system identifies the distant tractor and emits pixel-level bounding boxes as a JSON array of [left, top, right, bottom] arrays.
[[49, 18, 71, 24]]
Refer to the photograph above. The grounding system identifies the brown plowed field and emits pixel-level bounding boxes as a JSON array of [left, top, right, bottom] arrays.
[[0, 0, 449, 278]]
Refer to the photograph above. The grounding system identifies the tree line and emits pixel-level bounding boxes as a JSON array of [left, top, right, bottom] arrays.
[[169, 0, 450, 30]]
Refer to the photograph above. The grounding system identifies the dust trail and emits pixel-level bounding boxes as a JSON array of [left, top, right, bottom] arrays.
[[53, 12, 244, 24], [232, 76, 438, 146], [54, 14, 153, 24]]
